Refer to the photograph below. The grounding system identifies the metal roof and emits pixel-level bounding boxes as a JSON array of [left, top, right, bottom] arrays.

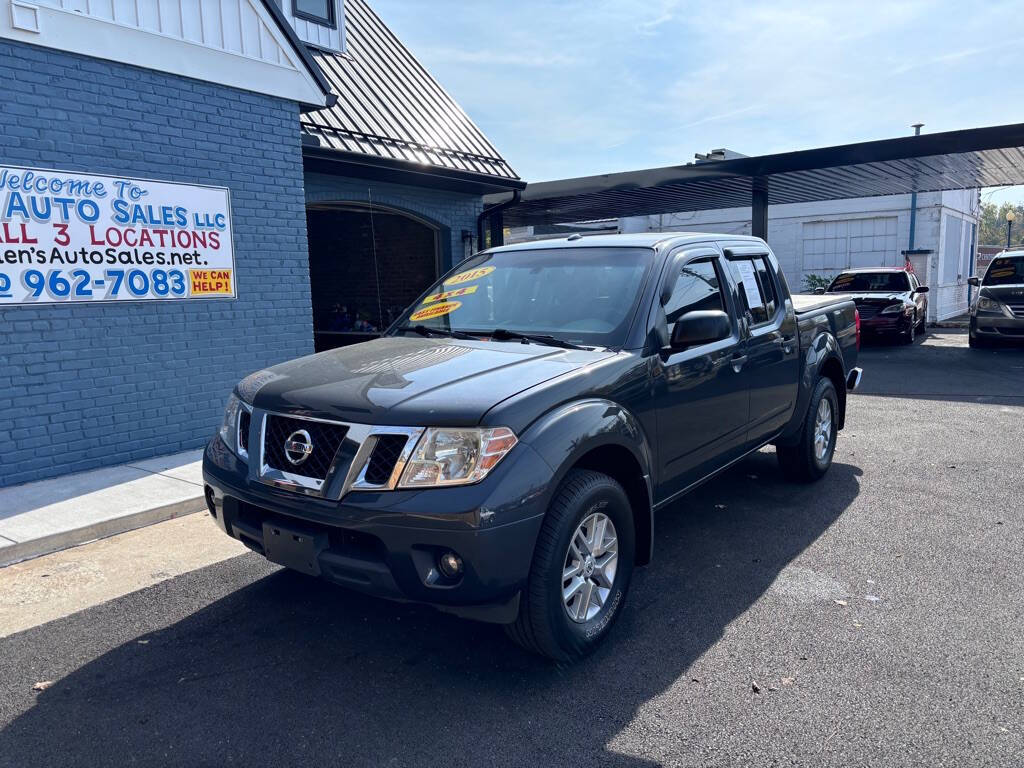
[[300, 0, 521, 187], [487, 123, 1024, 227]]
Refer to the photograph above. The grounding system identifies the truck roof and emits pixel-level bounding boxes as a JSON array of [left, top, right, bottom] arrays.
[[486, 232, 767, 253]]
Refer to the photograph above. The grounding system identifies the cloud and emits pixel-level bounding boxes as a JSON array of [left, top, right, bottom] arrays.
[[371, 0, 1024, 182]]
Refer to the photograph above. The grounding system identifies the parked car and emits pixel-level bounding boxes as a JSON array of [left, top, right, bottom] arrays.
[[816, 267, 928, 344], [203, 233, 862, 661], [968, 250, 1024, 348]]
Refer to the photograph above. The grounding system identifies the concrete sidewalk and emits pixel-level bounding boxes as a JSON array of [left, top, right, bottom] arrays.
[[0, 449, 206, 567]]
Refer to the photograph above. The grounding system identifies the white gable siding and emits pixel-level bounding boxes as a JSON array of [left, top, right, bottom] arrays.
[[0, 0, 329, 106]]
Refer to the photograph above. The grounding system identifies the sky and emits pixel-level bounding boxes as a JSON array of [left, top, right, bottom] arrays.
[[372, 0, 1024, 204]]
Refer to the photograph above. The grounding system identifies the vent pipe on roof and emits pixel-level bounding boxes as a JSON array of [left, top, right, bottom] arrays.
[[908, 123, 924, 251]]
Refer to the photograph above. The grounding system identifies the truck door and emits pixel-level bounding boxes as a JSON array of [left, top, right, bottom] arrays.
[[724, 249, 800, 448], [652, 248, 750, 501]]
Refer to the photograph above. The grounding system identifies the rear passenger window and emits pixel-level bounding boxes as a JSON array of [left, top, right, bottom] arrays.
[[663, 259, 725, 334], [729, 257, 778, 325]]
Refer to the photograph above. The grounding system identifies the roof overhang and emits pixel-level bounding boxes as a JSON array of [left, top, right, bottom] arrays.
[[303, 145, 527, 196], [259, 0, 336, 111], [489, 123, 1024, 228]]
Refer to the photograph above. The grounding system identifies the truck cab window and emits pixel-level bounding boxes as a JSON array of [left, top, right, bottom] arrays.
[[728, 258, 775, 325], [664, 259, 725, 333]]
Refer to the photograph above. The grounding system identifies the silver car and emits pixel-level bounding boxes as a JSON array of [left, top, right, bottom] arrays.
[[969, 250, 1024, 348]]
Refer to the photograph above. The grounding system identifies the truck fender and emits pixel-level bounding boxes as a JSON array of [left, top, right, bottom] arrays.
[[777, 331, 847, 445], [520, 399, 656, 565]]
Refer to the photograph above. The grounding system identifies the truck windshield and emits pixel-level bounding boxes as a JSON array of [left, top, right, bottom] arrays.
[[983, 255, 1024, 286], [828, 272, 910, 292], [393, 247, 654, 348]]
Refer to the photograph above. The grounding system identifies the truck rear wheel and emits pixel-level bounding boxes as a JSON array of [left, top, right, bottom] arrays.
[[505, 469, 634, 662], [776, 377, 838, 482]]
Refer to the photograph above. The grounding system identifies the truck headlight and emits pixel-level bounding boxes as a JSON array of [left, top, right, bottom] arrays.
[[879, 303, 905, 315], [218, 393, 246, 457], [398, 427, 518, 488]]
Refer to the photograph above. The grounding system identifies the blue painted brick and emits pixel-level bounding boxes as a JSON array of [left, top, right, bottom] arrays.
[[0, 40, 314, 487]]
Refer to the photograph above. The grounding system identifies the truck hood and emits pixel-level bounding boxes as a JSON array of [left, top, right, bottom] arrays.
[[241, 336, 616, 426]]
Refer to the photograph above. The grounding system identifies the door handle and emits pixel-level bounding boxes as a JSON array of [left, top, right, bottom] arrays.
[[731, 353, 748, 372], [775, 335, 795, 354]]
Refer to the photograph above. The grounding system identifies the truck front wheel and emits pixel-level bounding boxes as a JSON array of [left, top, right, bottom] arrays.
[[506, 469, 635, 661], [776, 377, 838, 482]]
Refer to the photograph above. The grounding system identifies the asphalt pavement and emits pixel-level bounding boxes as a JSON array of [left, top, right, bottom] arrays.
[[1, 330, 1022, 767]]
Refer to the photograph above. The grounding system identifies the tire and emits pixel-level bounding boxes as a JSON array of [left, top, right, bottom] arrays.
[[776, 377, 838, 483], [506, 469, 635, 662], [902, 315, 916, 344], [969, 332, 989, 349], [917, 314, 927, 334]]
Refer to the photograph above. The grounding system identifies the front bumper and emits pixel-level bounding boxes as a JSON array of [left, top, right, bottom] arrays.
[[970, 314, 1024, 340], [202, 436, 552, 623], [860, 313, 913, 335]]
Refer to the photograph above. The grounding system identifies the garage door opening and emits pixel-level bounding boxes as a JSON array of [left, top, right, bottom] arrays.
[[306, 203, 442, 352]]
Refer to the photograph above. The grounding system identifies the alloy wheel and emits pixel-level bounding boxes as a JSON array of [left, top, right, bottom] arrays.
[[813, 398, 833, 463], [562, 512, 618, 623]]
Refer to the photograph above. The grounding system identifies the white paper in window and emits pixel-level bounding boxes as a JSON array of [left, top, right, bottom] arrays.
[[735, 260, 764, 309]]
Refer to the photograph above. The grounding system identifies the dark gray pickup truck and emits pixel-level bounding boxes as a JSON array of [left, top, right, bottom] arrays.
[[203, 233, 861, 660]]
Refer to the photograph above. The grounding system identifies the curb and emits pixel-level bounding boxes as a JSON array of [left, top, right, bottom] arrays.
[[0, 494, 205, 568]]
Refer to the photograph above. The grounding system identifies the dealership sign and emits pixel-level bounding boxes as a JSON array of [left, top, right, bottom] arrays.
[[0, 165, 235, 304]]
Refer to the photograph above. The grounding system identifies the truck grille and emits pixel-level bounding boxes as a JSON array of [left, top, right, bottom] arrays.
[[364, 434, 409, 485], [252, 411, 423, 499], [1006, 302, 1024, 318], [263, 414, 348, 481], [238, 409, 251, 456]]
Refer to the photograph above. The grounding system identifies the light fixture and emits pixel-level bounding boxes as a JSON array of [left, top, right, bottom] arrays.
[[1007, 210, 1016, 223]]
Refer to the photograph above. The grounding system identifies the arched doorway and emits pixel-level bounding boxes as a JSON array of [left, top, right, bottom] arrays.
[[305, 203, 444, 351]]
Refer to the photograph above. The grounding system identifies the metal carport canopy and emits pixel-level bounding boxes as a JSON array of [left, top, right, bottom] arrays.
[[485, 122, 1024, 235]]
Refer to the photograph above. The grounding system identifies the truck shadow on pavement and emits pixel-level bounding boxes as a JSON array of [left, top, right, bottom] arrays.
[[1, 452, 862, 767]]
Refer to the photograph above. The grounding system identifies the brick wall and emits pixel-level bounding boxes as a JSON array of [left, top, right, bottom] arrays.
[[0, 40, 313, 487]]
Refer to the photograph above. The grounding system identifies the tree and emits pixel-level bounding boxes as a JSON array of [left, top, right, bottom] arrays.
[[979, 201, 1024, 247]]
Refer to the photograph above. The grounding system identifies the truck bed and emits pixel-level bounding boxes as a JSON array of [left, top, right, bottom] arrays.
[[791, 293, 848, 315]]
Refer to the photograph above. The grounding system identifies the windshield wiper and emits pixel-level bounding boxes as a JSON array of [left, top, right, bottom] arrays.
[[490, 328, 590, 350], [399, 324, 477, 340]]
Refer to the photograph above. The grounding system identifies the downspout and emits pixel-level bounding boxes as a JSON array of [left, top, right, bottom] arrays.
[[476, 190, 521, 252]]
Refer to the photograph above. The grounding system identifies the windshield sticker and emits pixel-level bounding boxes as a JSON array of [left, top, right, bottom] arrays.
[[423, 285, 478, 304], [410, 300, 462, 321], [444, 266, 495, 286]]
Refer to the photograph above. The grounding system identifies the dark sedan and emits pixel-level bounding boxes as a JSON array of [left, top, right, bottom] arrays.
[[818, 268, 928, 344]]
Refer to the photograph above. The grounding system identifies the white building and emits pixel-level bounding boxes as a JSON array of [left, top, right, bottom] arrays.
[[509, 167, 980, 323]]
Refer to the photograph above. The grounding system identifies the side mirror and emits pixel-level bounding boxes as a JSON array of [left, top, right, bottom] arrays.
[[669, 310, 731, 350], [967, 277, 980, 287], [915, 285, 930, 293], [814, 287, 826, 295]]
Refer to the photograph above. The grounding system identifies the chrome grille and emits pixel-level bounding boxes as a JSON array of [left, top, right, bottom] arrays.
[[253, 411, 423, 500], [855, 304, 881, 319], [238, 409, 251, 457], [364, 434, 409, 485], [263, 414, 348, 481], [1006, 302, 1024, 317]]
